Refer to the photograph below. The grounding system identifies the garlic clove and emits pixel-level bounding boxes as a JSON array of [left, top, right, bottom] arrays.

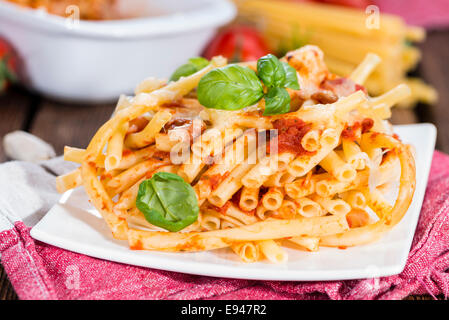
[[3, 130, 56, 162]]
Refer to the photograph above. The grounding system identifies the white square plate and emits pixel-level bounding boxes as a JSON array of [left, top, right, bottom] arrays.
[[31, 124, 436, 281]]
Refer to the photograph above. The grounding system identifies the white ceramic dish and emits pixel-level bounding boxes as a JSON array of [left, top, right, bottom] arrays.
[[31, 124, 436, 281], [0, 0, 236, 102]]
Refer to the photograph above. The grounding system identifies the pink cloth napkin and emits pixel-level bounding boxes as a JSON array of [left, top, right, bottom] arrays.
[[374, 0, 449, 28], [1, 151, 449, 300]]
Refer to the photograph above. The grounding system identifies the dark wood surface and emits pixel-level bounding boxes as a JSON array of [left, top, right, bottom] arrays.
[[0, 30, 448, 300]]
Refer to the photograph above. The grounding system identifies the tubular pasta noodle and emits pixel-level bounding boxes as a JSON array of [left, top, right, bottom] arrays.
[[192, 127, 243, 158], [319, 151, 356, 182], [179, 128, 250, 184], [342, 139, 368, 170], [288, 236, 320, 252], [231, 242, 260, 263], [106, 157, 170, 195], [370, 84, 412, 109], [225, 203, 259, 226], [349, 53, 381, 85], [287, 125, 343, 177], [125, 110, 173, 149], [257, 240, 288, 263], [65, 145, 161, 171], [196, 131, 257, 200], [204, 209, 246, 228], [222, 220, 239, 229], [178, 153, 205, 183], [315, 150, 399, 197], [105, 122, 129, 171], [277, 200, 297, 219], [296, 197, 324, 218], [361, 187, 393, 219], [310, 194, 351, 216], [360, 141, 383, 167], [340, 190, 366, 209], [64, 146, 106, 166], [242, 155, 278, 188], [125, 208, 164, 231], [200, 212, 221, 231], [284, 176, 316, 200], [208, 156, 256, 207], [301, 129, 321, 152], [256, 205, 277, 221], [114, 177, 145, 216], [155, 133, 179, 152], [264, 171, 296, 187], [134, 77, 166, 95], [107, 145, 159, 171], [277, 152, 296, 171], [261, 187, 284, 211], [114, 94, 133, 114], [64, 146, 87, 163], [239, 187, 259, 212], [56, 167, 82, 194]]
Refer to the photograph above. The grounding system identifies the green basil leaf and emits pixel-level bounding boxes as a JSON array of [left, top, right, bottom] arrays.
[[257, 54, 286, 88], [188, 57, 209, 69], [136, 172, 199, 232], [263, 87, 291, 116], [281, 62, 300, 90], [197, 64, 264, 111], [170, 57, 209, 82]]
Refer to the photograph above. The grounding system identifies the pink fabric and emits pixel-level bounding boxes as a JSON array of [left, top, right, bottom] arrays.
[[1, 151, 449, 300], [374, 0, 449, 28]]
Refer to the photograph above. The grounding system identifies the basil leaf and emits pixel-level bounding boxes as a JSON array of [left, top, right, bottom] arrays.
[[136, 172, 199, 232], [281, 62, 300, 90], [257, 54, 286, 88], [197, 64, 264, 111], [263, 87, 291, 116], [170, 57, 209, 82], [188, 57, 209, 69]]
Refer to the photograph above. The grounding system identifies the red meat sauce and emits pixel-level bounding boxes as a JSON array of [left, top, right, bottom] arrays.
[[341, 118, 374, 141], [268, 118, 315, 156]]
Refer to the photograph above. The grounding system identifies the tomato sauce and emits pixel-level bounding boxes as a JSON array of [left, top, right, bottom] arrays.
[[206, 172, 230, 190], [122, 149, 133, 157], [342, 118, 374, 141], [209, 202, 231, 215], [130, 240, 143, 250], [361, 118, 374, 133], [269, 118, 314, 156]]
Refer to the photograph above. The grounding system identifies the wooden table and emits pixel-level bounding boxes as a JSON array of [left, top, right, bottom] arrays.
[[1, 30, 448, 300]]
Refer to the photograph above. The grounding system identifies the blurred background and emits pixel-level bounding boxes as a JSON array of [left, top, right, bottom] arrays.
[[0, 0, 447, 160]]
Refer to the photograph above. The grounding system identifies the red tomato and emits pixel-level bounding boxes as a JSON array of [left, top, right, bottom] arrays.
[[203, 26, 270, 62], [0, 38, 18, 93]]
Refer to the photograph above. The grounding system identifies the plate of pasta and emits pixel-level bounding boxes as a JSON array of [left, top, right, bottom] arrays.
[[31, 45, 436, 280]]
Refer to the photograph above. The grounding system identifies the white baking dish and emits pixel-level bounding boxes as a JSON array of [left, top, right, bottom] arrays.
[[0, 0, 236, 102]]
